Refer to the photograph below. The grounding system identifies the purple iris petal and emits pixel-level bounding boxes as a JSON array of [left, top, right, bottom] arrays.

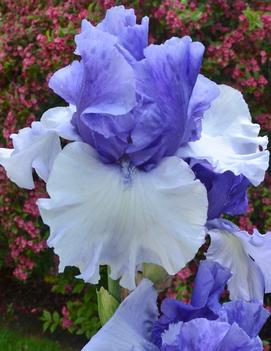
[[75, 20, 117, 57], [162, 319, 263, 351], [97, 5, 149, 61], [152, 303, 216, 348], [191, 161, 250, 219], [154, 260, 268, 349], [127, 37, 206, 168], [188, 74, 219, 142], [49, 60, 83, 108], [49, 25, 136, 118], [72, 112, 134, 163], [152, 260, 231, 347], [79, 262, 268, 351], [49, 7, 220, 168], [220, 300, 270, 338], [214, 323, 263, 351], [191, 259, 232, 312]]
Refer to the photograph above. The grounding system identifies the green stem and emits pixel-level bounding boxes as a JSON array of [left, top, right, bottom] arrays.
[[107, 266, 121, 302]]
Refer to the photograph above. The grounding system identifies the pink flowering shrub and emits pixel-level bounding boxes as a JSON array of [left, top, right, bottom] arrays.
[[0, 0, 270, 342], [0, 0, 94, 280], [40, 268, 100, 338], [0, 0, 103, 338]]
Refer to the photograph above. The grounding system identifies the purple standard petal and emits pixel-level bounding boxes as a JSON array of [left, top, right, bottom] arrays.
[[49, 60, 83, 107], [151, 260, 231, 347], [219, 300, 270, 338], [127, 37, 214, 169], [191, 259, 231, 312], [74, 19, 117, 57], [74, 112, 134, 163], [49, 25, 136, 117], [191, 160, 250, 219], [187, 74, 219, 142], [97, 5, 149, 61]]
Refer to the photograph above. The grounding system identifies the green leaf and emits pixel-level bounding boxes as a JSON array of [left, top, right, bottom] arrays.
[[67, 301, 74, 310], [243, 7, 263, 31], [53, 311, 60, 323], [97, 287, 119, 326], [42, 321, 50, 333], [68, 326, 77, 333], [77, 306, 86, 317], [73, 282, 85, 294], [74, 317, 85, 325], [76, 329, 85, 335], [50, 323, 57, 333], [42, 310, 52, 322]]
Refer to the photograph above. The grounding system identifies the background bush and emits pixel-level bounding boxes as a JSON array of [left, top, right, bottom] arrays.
[[0, 0, 270, 346]]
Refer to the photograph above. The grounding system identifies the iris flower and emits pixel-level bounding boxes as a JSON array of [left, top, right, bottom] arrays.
[[82, 260, 269, 350], [0, 6, 268, 289]]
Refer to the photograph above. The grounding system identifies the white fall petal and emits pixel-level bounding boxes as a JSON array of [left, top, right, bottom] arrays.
[[177, 84, 269, 186], [0, 122, 61, 189], [38, 141, 208, 290], [82, 279, 159, 351], [206, 219, 267, 301]]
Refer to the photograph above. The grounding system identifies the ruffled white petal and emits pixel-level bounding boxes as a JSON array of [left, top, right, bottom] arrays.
[[206, 220, 265, 301], [40, 104, 80, 141], [0, 148, 13, 160], [177, 84, 269, 185], [82, 279, 159, 351], [38, 141, 208, 289], [0, 122, 61, 189]]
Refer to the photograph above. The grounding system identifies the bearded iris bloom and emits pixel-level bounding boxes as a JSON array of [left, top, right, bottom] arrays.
[[82, 260, 270, 351], [0, 6, 269, 290]]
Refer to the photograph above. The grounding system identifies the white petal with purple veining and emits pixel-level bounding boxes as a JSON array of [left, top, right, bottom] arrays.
[[178, 85, 269, 185], [38, 141, 208, 290], [0, 122, 61, 189], [243, 229, 271, 293], [82, 279, 158, 351], [206, 219, 265, 301]]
